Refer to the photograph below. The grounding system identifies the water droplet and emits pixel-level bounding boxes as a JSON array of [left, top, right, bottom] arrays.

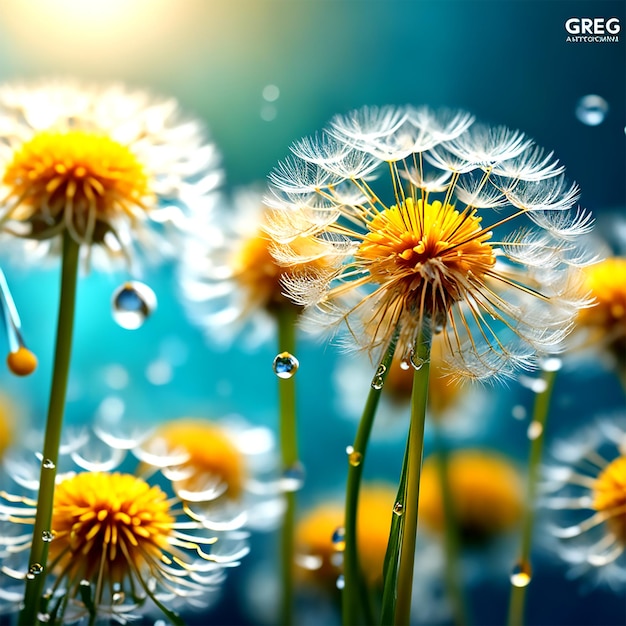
[[280, 462, 305, 492], [512, 405, 527, 420], [510, 561, 532, 587], [393, 502, 404, 516], [272, 352, 299, 379], [410, 350, 425, 371], [80, 579, 91, 588], [332, 527, 346, 551], [400, 358, 411, 371], [41, 530, 55, 543], [112, 591, 125, 604], [28, 563, 43, 577], [527, 421, 543, 440], [370, 375, 384, 390], [42, 458, 55, 470], [336, 574, 345, 590], [37, 613, 50, 623], [576, 94, 609, 126], [375, 363, 387, 376], [348, 449, 362, 467], [111, 281, 157, 330], [330, 552, 344, 567], [539, 356, 562, 372]]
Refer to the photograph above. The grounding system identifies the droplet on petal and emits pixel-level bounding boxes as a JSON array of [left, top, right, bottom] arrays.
[[112, 281, 157, 330]]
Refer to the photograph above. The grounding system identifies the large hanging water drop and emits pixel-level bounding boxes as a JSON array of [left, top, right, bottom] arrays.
[[273, 352, 299, 379], [112, 281, 157, 330], [576, 95, 609, 126]]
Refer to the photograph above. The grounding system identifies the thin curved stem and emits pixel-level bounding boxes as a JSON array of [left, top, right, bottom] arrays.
[[507, 368, 558, 626], [432, 426, 470, 626], [342, 332, 399, 626], [19, 232, 80, 626], [277, 305, 299, 626], [394, 335, 432, 626]]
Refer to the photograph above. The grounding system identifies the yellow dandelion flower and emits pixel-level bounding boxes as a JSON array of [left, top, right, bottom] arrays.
[[575, 257, 626, 363], [266, 106, 593, 380], [295, 484, 396, 588], [0, 80, 221, 268], [0, 431, 248, 623], [544, 419, 626, 589], [419, 450, 524, 544]]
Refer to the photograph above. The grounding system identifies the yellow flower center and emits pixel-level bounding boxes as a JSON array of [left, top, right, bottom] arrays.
[[577, 257, 626, 350], [150, 419, 245, 499], [233, 228, 333, 313], [2, 130, 151, 239], [357, 198, 496, 313], [593, 456, 626, 544], [419, 450, 524, 544], [49, 472, 174, 583], [233, 231, 286, 311]]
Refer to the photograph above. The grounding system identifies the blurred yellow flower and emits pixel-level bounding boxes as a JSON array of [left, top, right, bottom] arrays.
[[544, 419, 626, 589], [145, 418, 246, 499], [419, 450, 524, 544], [575, 257, 626, 364], [295, 484, 396, 588]]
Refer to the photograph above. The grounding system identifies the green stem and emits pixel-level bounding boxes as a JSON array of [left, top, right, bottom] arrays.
[[394, 335, 432, 626], [277, 305, 298, 626], [342, 333, 399, 626], [19, 232, 80, 626], [432, 426, 470, 626], [507, 367, 558, 626]]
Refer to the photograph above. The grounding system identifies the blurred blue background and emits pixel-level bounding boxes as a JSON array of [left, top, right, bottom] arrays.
[[0, 1, 624, 625]]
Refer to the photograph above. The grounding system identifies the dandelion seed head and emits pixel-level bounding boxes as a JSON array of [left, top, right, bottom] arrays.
[[267, 105, 593, 380]]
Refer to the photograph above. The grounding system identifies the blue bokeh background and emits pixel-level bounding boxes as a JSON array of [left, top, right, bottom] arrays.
[[0, 1, 624, 625]]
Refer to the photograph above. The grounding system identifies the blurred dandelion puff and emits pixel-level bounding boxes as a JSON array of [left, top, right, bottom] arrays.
[[542, 417, 626, 591]]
